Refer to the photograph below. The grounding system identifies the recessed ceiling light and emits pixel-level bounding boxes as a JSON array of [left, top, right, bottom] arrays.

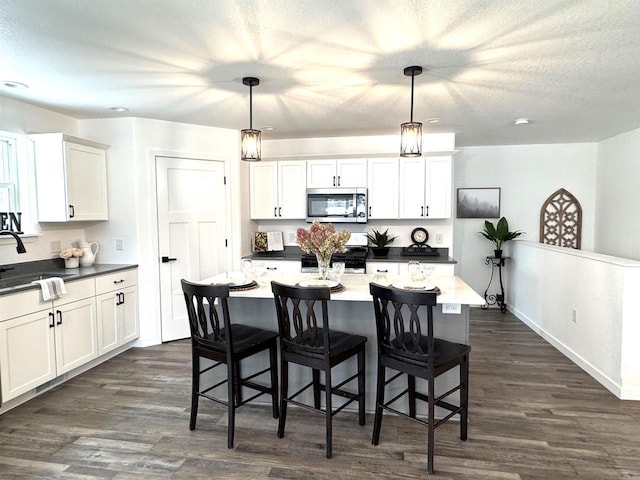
[[2, 81, 29, 89], [107, 106, 129, 112], [514, 118, 530, 125], [426, 117, 441, 124]]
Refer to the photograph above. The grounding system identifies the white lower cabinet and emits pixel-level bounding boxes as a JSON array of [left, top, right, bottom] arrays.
[[367, 261, 455, 276], [256, 259, 300, 273], [0, 279, 97, 402], [0, 268, 139, 405], [96, 269, 139, 355]]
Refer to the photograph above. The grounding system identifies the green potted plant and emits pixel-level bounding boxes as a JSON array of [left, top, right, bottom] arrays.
[[480, 217, 524, 258], [366, 228, 397, 257]]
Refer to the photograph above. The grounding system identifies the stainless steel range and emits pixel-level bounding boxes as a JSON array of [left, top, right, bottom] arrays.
[[300, 232, 368, 274]]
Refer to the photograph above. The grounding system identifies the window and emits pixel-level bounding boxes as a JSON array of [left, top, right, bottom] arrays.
[[0, 133, 18, 213]]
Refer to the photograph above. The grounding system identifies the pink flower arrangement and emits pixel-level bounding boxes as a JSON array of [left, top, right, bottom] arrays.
[[296, 222, 351, 261]]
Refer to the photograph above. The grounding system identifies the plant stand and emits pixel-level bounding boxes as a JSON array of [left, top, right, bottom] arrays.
[[482, 256, 509, 313]]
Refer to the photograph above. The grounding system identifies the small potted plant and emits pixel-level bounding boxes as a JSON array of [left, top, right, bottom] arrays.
[[60, 247, 84, 268], [479, 217, 524, 258], [365, 228, 397, 257]]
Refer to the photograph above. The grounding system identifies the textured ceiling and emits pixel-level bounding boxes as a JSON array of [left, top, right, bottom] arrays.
[[2, 0, 640, 146]]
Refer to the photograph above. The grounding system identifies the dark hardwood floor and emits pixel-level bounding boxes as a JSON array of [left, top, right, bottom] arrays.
[[1, 308, 639, 479]]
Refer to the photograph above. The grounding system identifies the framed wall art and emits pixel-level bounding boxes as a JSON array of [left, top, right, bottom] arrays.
[[457, 187, 501, 218]]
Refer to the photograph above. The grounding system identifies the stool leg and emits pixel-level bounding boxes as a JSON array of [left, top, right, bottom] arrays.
[[325, 367, 332, 458], [408, 374, 416, 418], [372, 362, 385, 445], [358, 348, 365, 426], [189, 352, 200, 431], [278, 360, 289, 438], [427, 376, 435, 474], [312, 369, 321, 409], [227, 361, 236, 449], [460, 355, 469, 441], [269, 342, 279, 419]]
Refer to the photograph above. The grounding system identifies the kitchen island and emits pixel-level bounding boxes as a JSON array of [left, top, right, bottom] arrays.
[[198, 271, 484, 415]]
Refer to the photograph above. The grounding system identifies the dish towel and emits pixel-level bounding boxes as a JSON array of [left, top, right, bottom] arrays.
[[31, 277, 68, 301]]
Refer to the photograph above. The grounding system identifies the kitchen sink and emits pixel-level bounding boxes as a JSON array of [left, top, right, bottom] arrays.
[[0, 272, 76, 290]]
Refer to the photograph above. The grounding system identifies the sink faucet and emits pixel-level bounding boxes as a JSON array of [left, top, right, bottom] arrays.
[[0, 231, 27, 254]]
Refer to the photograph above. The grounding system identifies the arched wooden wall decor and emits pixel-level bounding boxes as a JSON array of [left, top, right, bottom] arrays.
[[540, 188, 582, 249]]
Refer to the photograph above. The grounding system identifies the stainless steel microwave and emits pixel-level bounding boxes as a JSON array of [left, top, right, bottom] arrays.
[[306, 188, 368, 223]]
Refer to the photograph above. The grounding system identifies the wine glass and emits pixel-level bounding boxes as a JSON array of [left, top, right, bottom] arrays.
[[241, 259, 253, 280], [408, 261, 421, 282], [333, 262, 345, 284], [421, 264, 435, 282], [253, 261, 266, 286]]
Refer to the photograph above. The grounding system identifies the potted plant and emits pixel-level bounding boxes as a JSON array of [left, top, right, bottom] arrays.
[[365, 228, 397, 257], [480, 217, 524, 258]]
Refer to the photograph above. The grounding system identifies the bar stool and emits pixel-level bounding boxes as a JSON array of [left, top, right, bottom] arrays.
[[181, 279, 279, 448], [369, 283, 471, 474], [271, 281, 367, 458]]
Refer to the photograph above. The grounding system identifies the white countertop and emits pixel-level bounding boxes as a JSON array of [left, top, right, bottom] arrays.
[[195, 272, 485, 306]]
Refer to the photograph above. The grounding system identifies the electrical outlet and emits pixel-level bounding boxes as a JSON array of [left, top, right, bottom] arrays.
[[50, 240, 61, 253], [572, 309, 577, 323], [442, 303, 461, 314], [288, 232, 297, 244], [115, 238, 124, 251], [436, 233, 444, 244]]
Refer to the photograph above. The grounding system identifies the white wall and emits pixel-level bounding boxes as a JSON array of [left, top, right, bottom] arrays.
[[0, 97, 88, 265], [510, 241, 640, 400], [453, 143, 598, 297], [595, 128, 640, 261], [79, 117, 244, 346]]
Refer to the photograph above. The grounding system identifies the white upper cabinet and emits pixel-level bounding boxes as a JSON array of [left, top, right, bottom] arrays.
[[250, 161, 306, 219], [307, 158, 367, 188], [399, 156, 452, 219], [30, 133, 109, 222], [367, 157, 399, 219]]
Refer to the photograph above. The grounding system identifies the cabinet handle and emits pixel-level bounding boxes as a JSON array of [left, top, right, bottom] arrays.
[[337, 175, 341, 186], [69, 205, 75, 218], [56, 310, 62, 325], [369, 206, 372, 216], [421, 206, 424, 217], [113, 279, 125, 284], [274, 207, 277, 217], [49, 312, 55, 328], [332, 175, 336, 187], [425, 205, 429, 217], [266, 267, 277, 270], [120, 292, 125, 304], [377, 269, 388, 273], [278, 207, 282, 217]]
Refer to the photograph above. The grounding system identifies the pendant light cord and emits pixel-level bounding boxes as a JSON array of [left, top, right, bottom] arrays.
[[410, 72, 415, 123], [249, 84, 253, 130]]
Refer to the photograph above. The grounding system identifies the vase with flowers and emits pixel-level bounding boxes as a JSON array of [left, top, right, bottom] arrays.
[[296, 222, 351, 280], [60, 247, 84, 268]]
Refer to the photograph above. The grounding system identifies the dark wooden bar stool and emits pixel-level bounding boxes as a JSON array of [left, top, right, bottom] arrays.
[[181, 279, 279, 448], [271, 281, 367, 458], [369, 283, 471, 474]]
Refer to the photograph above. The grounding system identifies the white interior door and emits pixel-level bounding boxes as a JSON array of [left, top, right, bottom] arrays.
[[156, 156, 227, 342]]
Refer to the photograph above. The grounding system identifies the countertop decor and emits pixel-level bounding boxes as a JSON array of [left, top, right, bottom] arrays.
[[296, 222, 350, 279]]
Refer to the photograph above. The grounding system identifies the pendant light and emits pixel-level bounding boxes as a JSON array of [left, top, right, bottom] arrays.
[[400, 66, 423, 157], [241, 76, 261, 162]]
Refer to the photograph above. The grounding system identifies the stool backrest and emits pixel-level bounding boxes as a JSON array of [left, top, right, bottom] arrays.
[[181, 279, 234, 352], [369, 282, 438, 367], [271, 281, 331, 357]]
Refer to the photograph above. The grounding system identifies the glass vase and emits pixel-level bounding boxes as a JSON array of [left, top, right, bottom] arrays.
[[315, 252, 332, 280]]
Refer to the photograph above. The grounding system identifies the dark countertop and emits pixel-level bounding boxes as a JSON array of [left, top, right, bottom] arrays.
[[244, 246, 457, 264], [0, 258, 138, 296]]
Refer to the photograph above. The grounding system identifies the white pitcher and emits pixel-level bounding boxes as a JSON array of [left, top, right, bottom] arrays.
[[78, 240, 99, 267]]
